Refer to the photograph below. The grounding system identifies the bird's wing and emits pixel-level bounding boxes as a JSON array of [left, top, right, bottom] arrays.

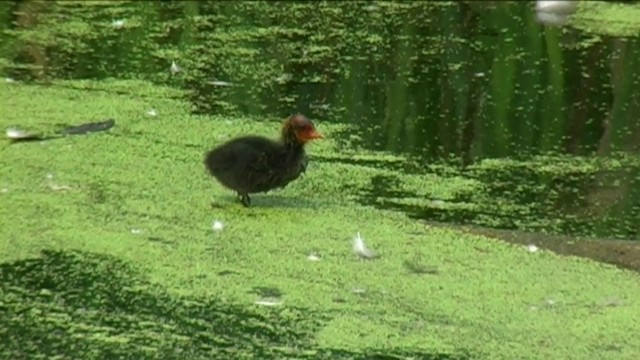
[[205, 140, 263, 173]]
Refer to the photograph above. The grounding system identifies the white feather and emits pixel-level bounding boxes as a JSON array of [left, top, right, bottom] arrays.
[[353, 232, 377, 259]]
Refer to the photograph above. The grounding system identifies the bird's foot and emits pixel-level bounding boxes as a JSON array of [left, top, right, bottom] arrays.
[[238, 193, 251, 207]]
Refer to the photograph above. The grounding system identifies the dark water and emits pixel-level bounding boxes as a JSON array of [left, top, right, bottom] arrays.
[[1, 1, 639, 240]]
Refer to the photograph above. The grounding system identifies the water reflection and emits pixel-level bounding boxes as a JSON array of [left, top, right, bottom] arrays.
[[1, 1, 639, 240]]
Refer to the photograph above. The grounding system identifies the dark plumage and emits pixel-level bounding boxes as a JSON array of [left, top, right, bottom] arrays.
[[204, 114, 323, 207]]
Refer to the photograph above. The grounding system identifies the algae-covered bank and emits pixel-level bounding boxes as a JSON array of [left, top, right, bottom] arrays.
[[1, 80, 640, 359]]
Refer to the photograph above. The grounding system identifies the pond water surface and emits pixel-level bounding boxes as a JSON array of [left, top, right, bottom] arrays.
[[1, 1, 639, 261]]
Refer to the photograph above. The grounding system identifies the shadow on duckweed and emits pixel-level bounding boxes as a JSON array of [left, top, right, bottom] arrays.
[[0, 249, 472, 360], [437, 222, 640, 273], [321, 152, 640, 271], [212, 193, 322, 210]]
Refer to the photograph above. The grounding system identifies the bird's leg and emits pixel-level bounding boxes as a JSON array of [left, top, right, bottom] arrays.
[[300, 158, 308, 175], [238, 192, 251, 207]]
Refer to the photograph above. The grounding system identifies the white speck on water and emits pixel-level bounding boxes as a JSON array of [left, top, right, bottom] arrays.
[[46, 173, 54, 180], [49, 184, 72, 191], [307, 253, 321, 262], [146, 108, 157, 117], [211, 220, 224, 231], [1, 188, 8, 193], [131, 228, 142, 234], [536, 0, 579, 15], [351, 288, 366, 294], [353, 232, 377, 259], [474, 72, 485, 78], [430, 199, 446, 207], [170, 61, 181, 75], [5, 77, 15, 83], [254, 298, 282, 306], [112, 19, 125, 29], [207, 80, 232, 87], [526, 244, 539, 253]]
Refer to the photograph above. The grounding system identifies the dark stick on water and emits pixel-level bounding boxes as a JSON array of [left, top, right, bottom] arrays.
[[6, 119, 116, 143]]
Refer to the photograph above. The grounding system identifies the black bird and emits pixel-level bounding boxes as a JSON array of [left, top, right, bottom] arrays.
[[204, 114, 323, 207]]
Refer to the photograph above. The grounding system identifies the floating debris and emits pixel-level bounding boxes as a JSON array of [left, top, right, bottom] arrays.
[[217, 270, 239, 276], [309, 103, 330, 111], [535, 0, 578, 26], [211, 220, 224, 231], [530, 298, 558, 311], [6, 128, 40, 141], [48, 184, 72, 191], [44, 173, 72, 191], [131, 228, 143, 234], [353, 232, 377, 259], [273, 73, 292, 83], [170, 60, 181, 75], [526, 244, 539, 253], [351, 288, 366, 294], [62, 119, 115, 135], [7, 120, 115, 144], [5, 77, 15, 83], [146, 108, 157, 117], [536, 0, 578, 15], [254, 297, 282, 306], [112, 19, 125, 29], [307, 253, 321, 262], [207, 80, 233, 87]]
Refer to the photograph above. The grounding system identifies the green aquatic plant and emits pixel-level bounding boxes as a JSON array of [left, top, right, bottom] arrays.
[[1, 80, 640, 359]]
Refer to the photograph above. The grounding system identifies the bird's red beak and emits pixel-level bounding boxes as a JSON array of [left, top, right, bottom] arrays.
[[298, 128, 323, 142], [305, 129, 323, 140]]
